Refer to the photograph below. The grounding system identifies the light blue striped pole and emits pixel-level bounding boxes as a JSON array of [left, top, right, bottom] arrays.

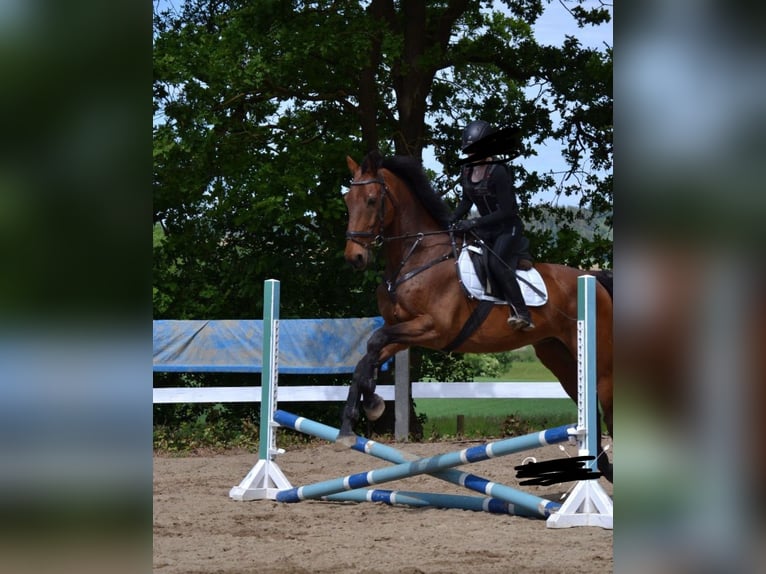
[[275, 410, 574, 513], [324, 489, 541, 517], [274, 410, 562, 517], [577, 275, 598, 471]]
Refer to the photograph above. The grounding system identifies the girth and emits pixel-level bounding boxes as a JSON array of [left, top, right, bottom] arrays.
[[442, 300, 494, 353]]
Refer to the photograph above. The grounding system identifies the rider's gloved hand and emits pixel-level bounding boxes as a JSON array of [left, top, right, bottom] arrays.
[[451, 219, 476, 233]]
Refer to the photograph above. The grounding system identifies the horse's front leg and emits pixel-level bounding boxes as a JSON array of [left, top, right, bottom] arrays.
[[337, 351, 378, 442], [338, 316, 437, 447], [338, 328, 391, 446]]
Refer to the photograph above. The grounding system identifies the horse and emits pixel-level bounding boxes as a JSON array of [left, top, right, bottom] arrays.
[[340, 150, 613, 482]]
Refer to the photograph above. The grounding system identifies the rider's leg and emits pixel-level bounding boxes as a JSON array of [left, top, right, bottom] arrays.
[[489, 232, 534, 331]]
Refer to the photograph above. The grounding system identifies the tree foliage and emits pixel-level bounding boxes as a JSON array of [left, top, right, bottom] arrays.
[[153, 0, 612, 320]]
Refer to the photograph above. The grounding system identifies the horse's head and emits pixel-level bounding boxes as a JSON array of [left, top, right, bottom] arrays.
[[343, 154, 392, 270]]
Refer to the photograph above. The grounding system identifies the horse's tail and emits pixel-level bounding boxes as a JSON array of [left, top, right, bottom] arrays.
[[594, 269, 613, 300]]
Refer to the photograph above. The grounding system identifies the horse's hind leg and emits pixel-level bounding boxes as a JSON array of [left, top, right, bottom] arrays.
[[533, 339, 613, 483]]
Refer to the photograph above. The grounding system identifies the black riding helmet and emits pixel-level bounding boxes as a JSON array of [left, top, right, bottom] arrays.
[[461, 120, 495, 151]]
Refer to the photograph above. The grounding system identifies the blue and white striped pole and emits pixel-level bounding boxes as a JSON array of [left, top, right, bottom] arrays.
[[274, 410, 564, 517], [275, 410, 575, 513], [324, 489, 541, 517]]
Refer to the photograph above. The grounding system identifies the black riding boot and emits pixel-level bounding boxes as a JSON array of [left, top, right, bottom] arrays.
[[500, 270, 534, 331]]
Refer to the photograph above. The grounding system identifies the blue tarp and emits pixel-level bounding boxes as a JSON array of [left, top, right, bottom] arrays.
[[153, 317, 385, 374]]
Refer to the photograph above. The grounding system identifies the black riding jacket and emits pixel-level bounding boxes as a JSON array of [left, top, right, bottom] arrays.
[[453, 162, 521, 234]]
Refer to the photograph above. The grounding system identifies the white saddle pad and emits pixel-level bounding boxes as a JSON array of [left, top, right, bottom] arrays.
[[457, 247, 548, 307]]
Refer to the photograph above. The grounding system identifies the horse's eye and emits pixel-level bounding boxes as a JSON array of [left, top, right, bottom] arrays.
[[367, 196, 377, 207]]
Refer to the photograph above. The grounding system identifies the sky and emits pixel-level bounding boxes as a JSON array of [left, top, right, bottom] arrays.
[[521, 0, 612, 204], [425, 0, 613, 204], [534, 0, 613, 50]]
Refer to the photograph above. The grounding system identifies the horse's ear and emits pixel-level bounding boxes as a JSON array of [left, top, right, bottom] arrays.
[[346, 156, 359, 175]]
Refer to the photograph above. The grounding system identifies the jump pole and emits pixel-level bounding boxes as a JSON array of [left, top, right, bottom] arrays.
[[274, 409, 568, 518], [229, 279, 292, 501], [324, 489, 539, 516], [275, 414, 575, 505], [546, 274, 613, 528]]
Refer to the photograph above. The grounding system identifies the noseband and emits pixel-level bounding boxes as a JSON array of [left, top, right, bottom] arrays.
[[345, 177, 394, 249]]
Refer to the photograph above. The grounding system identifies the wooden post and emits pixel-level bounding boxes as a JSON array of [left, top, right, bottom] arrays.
[[394, 349, 410, 441]]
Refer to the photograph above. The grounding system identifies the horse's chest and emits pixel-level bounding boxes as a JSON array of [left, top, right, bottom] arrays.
[[377, 288, 421, 324]]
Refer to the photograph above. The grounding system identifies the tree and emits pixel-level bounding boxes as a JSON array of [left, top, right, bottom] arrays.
[[153, 0, 612, 321]]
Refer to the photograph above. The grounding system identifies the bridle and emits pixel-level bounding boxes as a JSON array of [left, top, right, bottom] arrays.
[[344, 176, 396, 250], [344, 173, 454, 296]]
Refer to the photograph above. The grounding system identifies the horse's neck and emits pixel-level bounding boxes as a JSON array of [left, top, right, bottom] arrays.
[[384, 191, 444, 268]]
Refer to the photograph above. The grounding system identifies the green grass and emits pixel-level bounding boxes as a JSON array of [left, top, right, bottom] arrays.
[[475, 360, 554, 382], [416, 399, 576, 440], [416, 397, 574, 420], [415, 348, 575, 438]]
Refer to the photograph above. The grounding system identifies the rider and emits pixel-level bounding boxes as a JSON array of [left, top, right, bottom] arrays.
[[450, 120, 534, 331]]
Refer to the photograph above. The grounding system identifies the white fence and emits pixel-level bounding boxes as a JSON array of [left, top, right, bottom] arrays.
[[153, 381, 568, 404]]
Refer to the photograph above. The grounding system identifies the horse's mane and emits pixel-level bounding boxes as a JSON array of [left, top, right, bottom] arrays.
[[361, 151, 452, 229]]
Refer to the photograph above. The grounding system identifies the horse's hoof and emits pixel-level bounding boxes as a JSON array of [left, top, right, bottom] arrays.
[[335, 432, 357, 450], [363, 393, 386, 421], [600, 461, 613, 484]]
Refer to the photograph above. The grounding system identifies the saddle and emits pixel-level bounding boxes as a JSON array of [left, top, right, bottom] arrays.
[[444, 239, 544, 352], [466, 236, 533, 295], [457, 238, 547, 307]]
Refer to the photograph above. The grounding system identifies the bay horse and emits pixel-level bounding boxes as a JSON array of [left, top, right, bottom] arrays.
[[340, 151, 613, 481]]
